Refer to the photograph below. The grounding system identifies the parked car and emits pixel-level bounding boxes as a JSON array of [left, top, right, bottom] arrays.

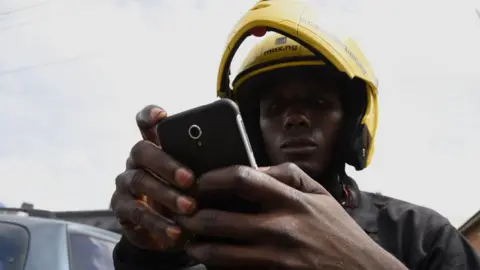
[[0, 208, 121, 270]]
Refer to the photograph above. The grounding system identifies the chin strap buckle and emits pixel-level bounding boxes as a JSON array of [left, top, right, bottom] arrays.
[[341, 184, 358, 208]]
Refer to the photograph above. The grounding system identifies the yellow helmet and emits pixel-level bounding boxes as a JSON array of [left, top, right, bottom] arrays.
[[216, 0, 379, 170]]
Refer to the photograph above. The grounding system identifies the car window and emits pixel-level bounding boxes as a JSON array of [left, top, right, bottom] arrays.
[[0, 222, 29, 270], [68, 233, 116, 270]]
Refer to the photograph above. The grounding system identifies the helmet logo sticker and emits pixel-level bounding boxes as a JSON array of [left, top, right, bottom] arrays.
[[263, 45, 298, 56]]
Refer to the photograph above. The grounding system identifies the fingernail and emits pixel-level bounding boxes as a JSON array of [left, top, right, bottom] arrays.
[[258, 166, 271, 171], [177, 197, 195, 213], [150, 108, 167, 121], [175, 168, 194, 187], [166, 226, 182, 240]]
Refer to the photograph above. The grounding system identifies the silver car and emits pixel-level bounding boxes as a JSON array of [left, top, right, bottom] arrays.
[[0, 209, 121, 270]]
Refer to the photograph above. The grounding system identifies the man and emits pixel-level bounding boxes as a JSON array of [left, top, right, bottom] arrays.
[[110, 1, 480, 269]]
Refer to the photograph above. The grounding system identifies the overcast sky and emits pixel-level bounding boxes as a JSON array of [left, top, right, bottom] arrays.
[[0, 0, 479, 227]]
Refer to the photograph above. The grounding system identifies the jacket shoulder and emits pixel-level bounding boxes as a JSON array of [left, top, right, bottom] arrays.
[[361, 192, 462, 268], [362, 192, 480, 269], [364, 191, 450, 229]]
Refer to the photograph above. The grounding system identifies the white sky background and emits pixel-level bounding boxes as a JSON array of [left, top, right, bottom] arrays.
[[0, 0, 479, 227]]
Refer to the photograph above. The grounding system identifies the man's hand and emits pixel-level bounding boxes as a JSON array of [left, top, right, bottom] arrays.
[[176, 163, 407, 270], [110, 105, 197, 251]]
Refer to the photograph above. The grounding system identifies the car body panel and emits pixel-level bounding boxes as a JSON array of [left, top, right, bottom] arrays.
[[0, 213, 120, 270]]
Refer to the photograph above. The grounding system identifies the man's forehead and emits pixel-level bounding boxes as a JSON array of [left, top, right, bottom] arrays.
[[261, 76, 340, 99]]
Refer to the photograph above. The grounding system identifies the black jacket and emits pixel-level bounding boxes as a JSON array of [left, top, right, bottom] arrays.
[[113, 178, 480, 270]]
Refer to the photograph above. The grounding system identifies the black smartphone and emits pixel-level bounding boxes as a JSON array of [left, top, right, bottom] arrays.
[[156, 98, 257, 177], [157, 99, 260, 243]]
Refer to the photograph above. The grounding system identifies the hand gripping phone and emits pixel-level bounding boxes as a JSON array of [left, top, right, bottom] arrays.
[[156, 98, 258, 177]]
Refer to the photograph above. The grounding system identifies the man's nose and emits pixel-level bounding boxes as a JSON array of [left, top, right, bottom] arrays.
[[283, 108, 311, 131]]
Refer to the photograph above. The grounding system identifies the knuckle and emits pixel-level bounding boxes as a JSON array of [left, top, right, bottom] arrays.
[[130, 170, 147, 194], [130, 204, 148, 226], [284, 162, 300, 173], [126, 157, 135, 169], [110, 191, 119, 211], [231, 165, 252, 188], [130, 140, 149, 159], [115, 172, 127, 189]]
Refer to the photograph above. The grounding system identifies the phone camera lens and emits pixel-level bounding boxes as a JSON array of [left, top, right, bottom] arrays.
[[188, 125, 202, 140]]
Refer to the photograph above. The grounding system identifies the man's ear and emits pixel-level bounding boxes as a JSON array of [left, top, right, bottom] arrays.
[[337, 78, 369, 170]]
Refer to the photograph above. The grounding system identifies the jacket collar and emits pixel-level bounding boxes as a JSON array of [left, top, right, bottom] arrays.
[[341, 175, 381, 234]]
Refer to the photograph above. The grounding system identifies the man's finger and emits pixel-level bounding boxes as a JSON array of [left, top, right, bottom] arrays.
[[130, 140, 195, 189], [112, 194, 181, 240], [112, 191, 185, 250], [185, 244, 297, 269], [175, 209, 269, 241], [116, 169, 197, 215], [113, 191, 173, 250], [195, 165, 301, 207], [136, 105, 167, 145], [126, 156, 136, 170], [260, 162, 330, 196]]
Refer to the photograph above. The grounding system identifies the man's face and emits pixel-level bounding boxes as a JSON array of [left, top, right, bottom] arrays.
[[259, 74, 344, 177]]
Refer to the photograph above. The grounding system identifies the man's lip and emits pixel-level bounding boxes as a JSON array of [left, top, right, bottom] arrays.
[[281, 145, 317, 154], [280, 138, 318, 151]]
